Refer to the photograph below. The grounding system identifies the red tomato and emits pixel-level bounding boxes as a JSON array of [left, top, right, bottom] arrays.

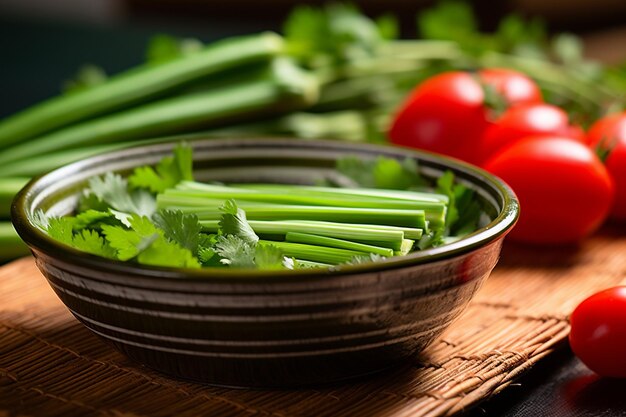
[[479, 104, 583, 164], [587, 112, 626, 220], [570, 287, 626, 378], [389, 70, 541, 165], [478, 68, 542, 105], [586, 112, 625, 147], [483, 136, 614, 244]]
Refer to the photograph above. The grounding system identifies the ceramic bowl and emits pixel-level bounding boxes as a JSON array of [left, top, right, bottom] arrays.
[[12, 138, 518, 388]]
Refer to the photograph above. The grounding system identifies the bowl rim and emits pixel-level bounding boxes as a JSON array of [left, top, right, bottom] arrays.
[[12, 138, 519, 283]]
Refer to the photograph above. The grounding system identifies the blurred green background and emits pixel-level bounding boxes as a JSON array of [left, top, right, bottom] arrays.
[[1, 0, 625, 119]]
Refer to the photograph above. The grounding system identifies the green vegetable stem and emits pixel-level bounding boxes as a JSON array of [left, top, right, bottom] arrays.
[[0, 58, 318, 165], [0, 32, 284, 147]]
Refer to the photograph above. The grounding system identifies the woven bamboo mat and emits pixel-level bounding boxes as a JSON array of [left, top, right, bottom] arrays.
[[1, 227, 625, 417]]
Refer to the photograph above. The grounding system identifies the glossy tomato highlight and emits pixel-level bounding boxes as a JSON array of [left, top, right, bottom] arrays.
[[479, 103, 584, 164], [483, 136, 614, 244], [570, 287, 626, 378], [389, 69, 541, 165], [478, 68, 542, 105]]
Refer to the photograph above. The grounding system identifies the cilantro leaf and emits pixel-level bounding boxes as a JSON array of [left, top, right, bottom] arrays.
[[128, 143, 193, 193], [214, 235, 256, 267], [102, 224, 158, 261], [436, 171, 482, 237], [337, 156, 428, 189], [136, 237, 201, 269], [283, 3, 381, 68], [102, 214, 200, 268], [87, 172, 156, 217], [72, 229, 116, 258], [47, 217, 75, 246], [254, 243, 287, 270], [436, 171, 459, 231], [218, 200, 259, 245], [451, 185, 482, 236], [336, 156, 377, 187], [73, 210, 113, 231], [152, 210, 202, 254]]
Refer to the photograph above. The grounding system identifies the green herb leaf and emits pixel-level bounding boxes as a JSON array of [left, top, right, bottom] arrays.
[[73, 210, 114, 231], [218, 200, 259, 245], [47, 217, 76, 246], [102, 214, 200, 268], [254, 243, 287, 270], [284, 3, 381, 67], [87, 172, 156, 217], [214, 234, 256, 267], [337, 156, 428, 189], [152, 210, 202, 253], [72, 229, 116, 258], [136, 236, 201, 269], [128, 143, 193, 193]]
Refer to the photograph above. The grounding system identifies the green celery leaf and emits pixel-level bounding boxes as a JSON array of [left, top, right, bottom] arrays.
[[152, 210, 201, 253], [218, 200, 259, 245], [436, 170, 459, 231], [128, 143, 194, 193]]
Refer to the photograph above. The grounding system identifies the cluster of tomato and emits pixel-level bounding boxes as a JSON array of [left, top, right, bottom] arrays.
[[388, 69, 626, 379], [389, 69, 625, 245]]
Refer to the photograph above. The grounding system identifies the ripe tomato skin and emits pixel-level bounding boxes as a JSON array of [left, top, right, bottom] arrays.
[[479, 104, 582, 164], [389, 69, 541, 165], [483, 136, 614, 244], [478, 68, 543, 105], [569, 287, 626, 378], [389, 72, 489, 164], [587, 112, 626, 220], [586, 112, 625, 147]]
